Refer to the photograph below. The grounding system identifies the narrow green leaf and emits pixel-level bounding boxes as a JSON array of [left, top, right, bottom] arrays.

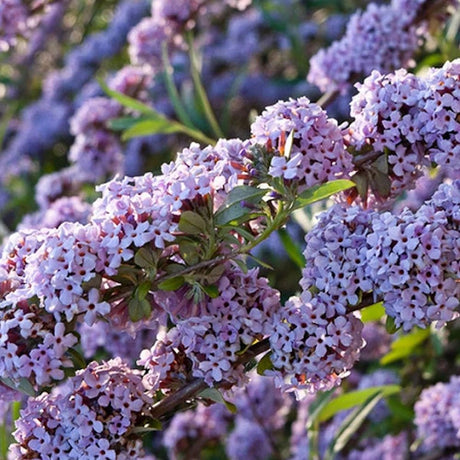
[[247, 253, 274, 270], [325, 391, 384, 460], [293, 180, 355, 210], [122, 118, 182, 140], [278, 228, 306, 268], [0, 377, 36, 397], [178, 211, 208, 235], [99, 79, 157, 116], [157, 276, 186, 291], [256, 352, 273, 376], [361, 302, 385, 323], [307, 390, 335, 429], [380, 328, 430, 365], [318, 385, 401, 423], [108, 116, 147, 131], [199, 388, 237, 414]]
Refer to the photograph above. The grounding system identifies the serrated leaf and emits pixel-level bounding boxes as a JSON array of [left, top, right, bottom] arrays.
[[128, 297, 152, 322], [293, 180, 355, 210], [157, 276, 185, 291], [134, 247, 158, 270], [318, 385, 401, 423], [67, 347, 87, 370], [178, 211, 208, 235], [361, 302, 385, 323], [278, 228, 305, 268], [324, 391, 384, 460], [256, 352, 273, 376], [199, 388, 237, 414]]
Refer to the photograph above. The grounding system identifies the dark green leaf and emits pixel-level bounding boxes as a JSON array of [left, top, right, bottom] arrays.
[[256, 352, 273, 376], [247, 253, 274, 270], [352, 171, 369, 202], [201, 284, 219, 298], [293, 180, 355, 210], [215, 186, 267, 226], [324, 391, 384, 460], [157, 276, 186, 291], [318, 385, 401, 423], [178, 211, 208, 235], [67, 347, 87, 369], [204, 264, 226, 284], [369, 168, 391, 199], [199, 388, 237, 414], [278, 228, 305, 268], [134, 247, 159, 270], [128, 297, 152, 322], [179, 239, 201, 265]]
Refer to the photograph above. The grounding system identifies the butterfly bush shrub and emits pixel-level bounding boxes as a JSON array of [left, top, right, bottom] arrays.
[[0, 0, 459, 458]]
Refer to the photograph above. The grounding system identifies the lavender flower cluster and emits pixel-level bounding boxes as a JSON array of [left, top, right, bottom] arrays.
[[308, 0, 453, 93], [10, 358, 152, 459]]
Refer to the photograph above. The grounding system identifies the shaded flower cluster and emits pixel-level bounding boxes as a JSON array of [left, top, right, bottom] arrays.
[[10, 358, 152, 459], [140, 265, 280, 388], [414, 375, 460, 452]]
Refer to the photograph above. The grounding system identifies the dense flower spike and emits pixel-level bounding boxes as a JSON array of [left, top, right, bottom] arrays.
[[250, 98, 353, 191], [10, 358, 152, 459]]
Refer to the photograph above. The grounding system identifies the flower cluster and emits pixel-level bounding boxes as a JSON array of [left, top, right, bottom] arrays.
[[250, 98, 353, 192], [10, 358, 152, 459], [307, 3, 420, 93], [348, 432, 409, 460], [414, 375, 460, 451], [269, 205, 373, 394], [0, 0, 27, 49], [141, 265, 280, 388], [367, 181, 460, 331]]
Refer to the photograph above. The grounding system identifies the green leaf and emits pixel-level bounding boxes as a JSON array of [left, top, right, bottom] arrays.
[[67, 347, 87, 369], [201, 284, 219, 298], [385, 316, 399, 334], [199, 388, 237, 414], [293, 180, 355, 210], [178, 239, 201, 265], [0, 377, 36, 397], [157, 276, 186, 291], [318, 385, 401, 423], [134, 247, 159, 270], [256, 352, 273, 376], [352, 171, 369, 202], [122, 118, 182, 140], [307, 390, 335, 429], [278, 228, 306, 268], [247, 253, 274, 270], [215, 185, 267, 226], [178, 210, 208, 235], [324, 391, 384, 460], [99, 79, 157, 116], [135, 281, 151, 301], [380, 328, 430, 365], [204, 264, 226, 284], [128, 297, 152, 322], [108, 116, 148, 131], [361, 302, 385, 323], [369, 168, 391, 199]]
